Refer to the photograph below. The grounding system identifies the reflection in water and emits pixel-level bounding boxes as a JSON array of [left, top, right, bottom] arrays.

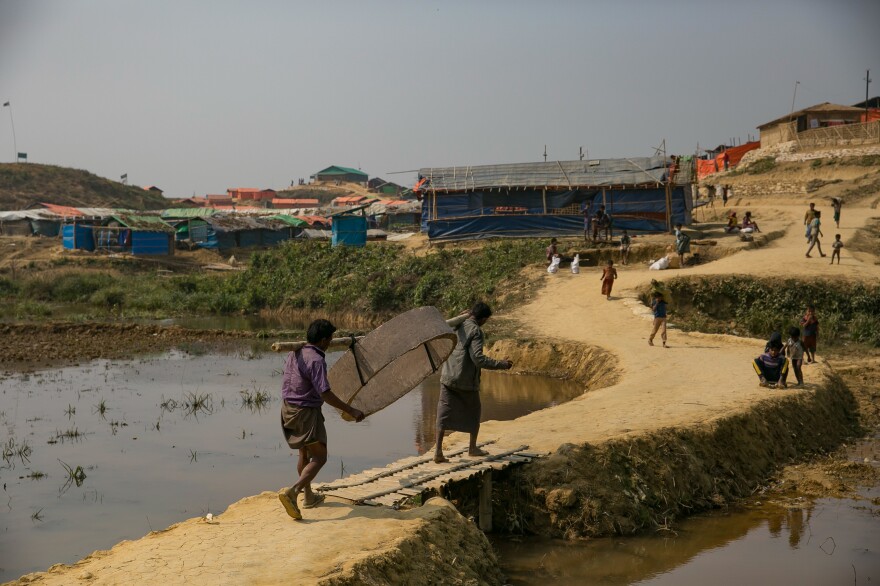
[[414, 371, 584, 454], [0, 349, 580, 581], [494, 497, 880, 585]]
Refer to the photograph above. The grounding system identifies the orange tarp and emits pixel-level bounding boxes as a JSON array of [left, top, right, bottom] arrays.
[[698, 141, 761, 180], [719, 141, 761, 168], [696, 159, 719, 180]]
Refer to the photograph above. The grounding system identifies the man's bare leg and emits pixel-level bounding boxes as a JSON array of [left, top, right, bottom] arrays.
[[468, 428, 488, 457], [281, 442, 328, 517], [434, 427, 448, 463]]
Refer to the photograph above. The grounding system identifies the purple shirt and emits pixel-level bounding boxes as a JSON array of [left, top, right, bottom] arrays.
[[281, 344, 330, 408]]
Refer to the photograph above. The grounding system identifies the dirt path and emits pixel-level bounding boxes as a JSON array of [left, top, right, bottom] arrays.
[[12, 205, 880, 585], [478, 204, 880, 452]]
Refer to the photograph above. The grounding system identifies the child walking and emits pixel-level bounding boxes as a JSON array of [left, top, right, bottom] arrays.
[[830, 234, 843, 264], [805, 211, 826, 258], [600, 259, 617, 300], [619, 230, 631, 265], [800, 304, 819, 363], [784, 326, 805, 386], [648, 291, 668, 347]]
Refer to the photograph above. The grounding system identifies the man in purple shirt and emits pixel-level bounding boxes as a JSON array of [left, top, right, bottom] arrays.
[[278, 319, 364, 520]]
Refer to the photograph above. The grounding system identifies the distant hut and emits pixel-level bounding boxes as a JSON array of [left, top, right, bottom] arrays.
[[311, 165, 369, 185], [96, 214, 175, 255]]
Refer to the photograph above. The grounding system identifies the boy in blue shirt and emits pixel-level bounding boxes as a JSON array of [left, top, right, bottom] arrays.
[[648, 291, 668, 347], [753, 340, 789, 388]]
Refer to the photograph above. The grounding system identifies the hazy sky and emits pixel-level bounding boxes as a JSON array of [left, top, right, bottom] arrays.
[[1, 0, 878, 198]]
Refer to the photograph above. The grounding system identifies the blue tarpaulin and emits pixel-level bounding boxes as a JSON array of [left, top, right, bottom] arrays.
[[62, 224, 95, 251], [332, 215, 367, 247], [423, 187, 691, 241]]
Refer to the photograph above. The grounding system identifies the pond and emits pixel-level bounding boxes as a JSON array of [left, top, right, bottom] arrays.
[[494, 451, 880, 585], [0, 345, 582, 581]]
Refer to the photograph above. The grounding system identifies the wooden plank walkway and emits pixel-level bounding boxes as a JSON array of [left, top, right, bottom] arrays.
[[316, 441, 543, 509]]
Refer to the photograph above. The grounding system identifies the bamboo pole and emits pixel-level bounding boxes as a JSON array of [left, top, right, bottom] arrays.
[[271, 313, 468, 352]]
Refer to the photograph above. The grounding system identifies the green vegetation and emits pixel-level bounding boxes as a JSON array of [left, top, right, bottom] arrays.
[[741, 157, 777, 175], [225, 239, 537, 317], [0, 240, 540, 321], [647, 276, 880, 346]]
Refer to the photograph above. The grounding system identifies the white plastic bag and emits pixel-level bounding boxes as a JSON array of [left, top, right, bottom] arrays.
[[649, 256, 670, 271], [570, 253, 580, 274], [547, 255, 561, 274]]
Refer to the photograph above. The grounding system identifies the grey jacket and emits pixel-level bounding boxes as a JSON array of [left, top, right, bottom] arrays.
[[440, 317, 507, 392]]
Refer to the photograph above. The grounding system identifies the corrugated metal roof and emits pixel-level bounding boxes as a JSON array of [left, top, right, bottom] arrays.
[[334, 195, 369, 204], [107, 214, 175, 233], [0, 210, 54, 221], [298, 215, 331, 227], [757, 102, 868, 129], [203, 215, 287, 232], [39, 203, 86, 217], [418, 157, 670, 191], [162, 208, 218, 218], [272, 198, 319, 205]]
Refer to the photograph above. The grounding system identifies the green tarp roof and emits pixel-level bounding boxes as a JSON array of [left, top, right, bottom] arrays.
[[268, 214, 309, 227], [314, 165, 368, 177]]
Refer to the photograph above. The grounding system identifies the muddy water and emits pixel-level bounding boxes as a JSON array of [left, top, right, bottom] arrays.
[[0, 347, 580, 581], [495, 475, 880, 585]]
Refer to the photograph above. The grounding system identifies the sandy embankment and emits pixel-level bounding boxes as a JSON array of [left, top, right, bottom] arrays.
[[10, 204, 880, 585]]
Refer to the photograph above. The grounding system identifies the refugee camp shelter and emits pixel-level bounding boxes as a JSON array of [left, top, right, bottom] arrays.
[[62, 223, 96, 251], [312, 166, 369, 185], [161, 208, 217, 245], [198, 215, 290, 251], [368, 177, 404, 196], [366, 200, 422, 231], [0, 210, 61, 236], [95, 214, 176, 255], [330, 207, 367, 248], [270, 198, 319, 209], [418, 157, 692, 241], [758, 102, 867, 147], [333, 195, 369, 207]]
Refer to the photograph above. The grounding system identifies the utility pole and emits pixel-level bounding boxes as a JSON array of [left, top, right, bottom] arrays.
[[579, 146, 584, 161], [543, 145, 547, 162], [865, 70, 872, 121], [2, 101, 16, 162]]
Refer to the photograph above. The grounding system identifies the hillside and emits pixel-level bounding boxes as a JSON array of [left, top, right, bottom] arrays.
[[701, 145, 880, 207], [0, 163, 169, 210], [275, 181, 380, 205]]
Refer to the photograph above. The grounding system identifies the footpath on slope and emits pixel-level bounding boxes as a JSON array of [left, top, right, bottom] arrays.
[[11, 204, 878, 586]]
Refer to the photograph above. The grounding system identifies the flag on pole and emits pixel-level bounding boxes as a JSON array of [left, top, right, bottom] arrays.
[[121, 173, 128, 181], [2, 102, 9, 107]]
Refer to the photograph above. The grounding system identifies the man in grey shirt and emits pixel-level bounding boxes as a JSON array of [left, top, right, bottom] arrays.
[[434, 302, 513, 463]]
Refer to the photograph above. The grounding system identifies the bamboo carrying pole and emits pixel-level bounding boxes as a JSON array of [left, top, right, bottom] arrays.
[[270, 313, 468, 353]]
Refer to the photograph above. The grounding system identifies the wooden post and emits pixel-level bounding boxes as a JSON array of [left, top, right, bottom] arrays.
[[479, 470, 492, 532], [542, 188, 547, 214]]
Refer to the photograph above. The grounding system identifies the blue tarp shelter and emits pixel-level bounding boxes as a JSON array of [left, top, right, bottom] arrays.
[[332, 214, 367, 247], [197, 215, 291, 251], [62, 224, 95, 251], [418, 157, 694, 241], [96, 214, 175, 255]]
